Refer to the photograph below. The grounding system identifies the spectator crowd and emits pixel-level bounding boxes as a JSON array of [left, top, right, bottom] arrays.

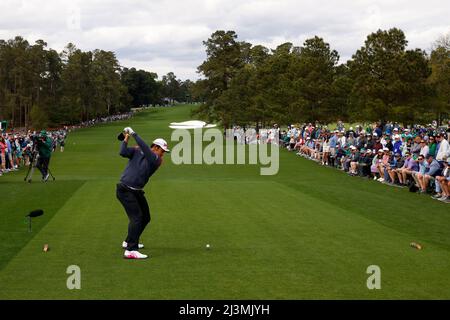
[[279, 121, 450, 203], [0, 112, 134, 177]]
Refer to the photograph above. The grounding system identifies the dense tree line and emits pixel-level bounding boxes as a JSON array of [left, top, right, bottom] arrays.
[[194, 29, 450, 128], [0, 36, 192, 129]]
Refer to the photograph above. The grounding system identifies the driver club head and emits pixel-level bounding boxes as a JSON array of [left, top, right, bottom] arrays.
[[117, 132, 125, 141], [27, 209, 44, 218]]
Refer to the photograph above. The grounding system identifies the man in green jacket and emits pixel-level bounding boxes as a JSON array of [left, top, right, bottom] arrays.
[[36, 130, 53, 182]]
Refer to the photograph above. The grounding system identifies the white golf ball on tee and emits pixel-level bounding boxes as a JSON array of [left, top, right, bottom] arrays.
[[206, 244, 210, 249]]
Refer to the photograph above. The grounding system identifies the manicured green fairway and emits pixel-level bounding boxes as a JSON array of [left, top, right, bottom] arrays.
[[0, 104, 449, 299]]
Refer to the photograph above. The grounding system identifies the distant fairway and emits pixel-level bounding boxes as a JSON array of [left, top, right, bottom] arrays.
[[1, 104, 449, 299]]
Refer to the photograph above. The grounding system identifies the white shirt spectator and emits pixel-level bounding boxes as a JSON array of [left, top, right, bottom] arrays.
[[436, 138, 450, 161], [337, 135, 346, 146], [420, 145, 429, 157]]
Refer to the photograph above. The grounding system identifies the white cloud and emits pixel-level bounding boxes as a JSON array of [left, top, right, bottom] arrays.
[[0, 0, 449, 80]]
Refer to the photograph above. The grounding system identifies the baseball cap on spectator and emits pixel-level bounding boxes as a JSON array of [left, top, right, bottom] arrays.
[[383, 147, 389, 151], [394, 134, 400, 139], [373, 133, 378, 137]]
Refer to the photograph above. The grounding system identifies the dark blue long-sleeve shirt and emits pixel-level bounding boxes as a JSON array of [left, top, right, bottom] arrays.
[[119, 133, 161, 190]]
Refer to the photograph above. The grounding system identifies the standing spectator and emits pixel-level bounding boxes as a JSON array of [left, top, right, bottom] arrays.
[[435, 133, 450, 163], [322, 136, 330, 166], [0, 136, 6, 175], [13, 135, 22, 168]]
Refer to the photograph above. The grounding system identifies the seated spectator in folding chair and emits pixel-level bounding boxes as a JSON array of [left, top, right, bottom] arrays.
[[412, 155, 426, 190], [366, 134, 374, 151], [411, 136, 422, 157], [384, 136, 394, 151], [387, 153, 405, 185], [335, 144, 346, 169], [288, 135, 296, 151], [356, 132, 366, 150], [348, 146, 360, 175], [417, 155, 442, 194], [376, 148, 390, 182], [337, 132, 346, 148], [293, 136, 303, 152], [372, 135, 383, 153], [340, 145, 351, 171], [358, 149, 373, 177], [427, 136, 437, 158], [392, 134, 403, 155], [310, 139, 320, 161], [433, 159, 450, 202], [371, 149, 384, 180], [396, 152, 418, 186], [419, 139, 429, 157], [382, 151, 395, 183]]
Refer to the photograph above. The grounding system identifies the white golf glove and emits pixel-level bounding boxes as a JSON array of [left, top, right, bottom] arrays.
[[124, 127, 135, 135]]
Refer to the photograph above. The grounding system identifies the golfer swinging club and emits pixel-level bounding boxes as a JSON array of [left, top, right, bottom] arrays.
[[117, 127, 169, 259]]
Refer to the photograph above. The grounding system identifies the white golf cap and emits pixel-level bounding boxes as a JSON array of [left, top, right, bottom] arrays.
[[152, 138, 170, 152], [383, 147, 389, 151], [394, 134, 400, 139]]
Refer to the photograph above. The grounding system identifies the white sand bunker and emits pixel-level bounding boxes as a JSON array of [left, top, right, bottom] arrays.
[[169, 120, 217, 129]]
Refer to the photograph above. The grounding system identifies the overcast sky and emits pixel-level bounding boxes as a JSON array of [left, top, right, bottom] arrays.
[[0, 0, 448, 80]]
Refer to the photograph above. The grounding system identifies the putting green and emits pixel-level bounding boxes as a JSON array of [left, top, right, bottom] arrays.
[[0, 104, 449, 299]]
